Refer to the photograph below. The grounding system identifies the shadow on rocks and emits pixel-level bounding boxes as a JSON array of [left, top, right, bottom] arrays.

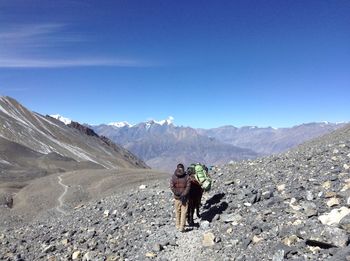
[[188, 222, 200, 228], [201, 193, 228, 222], [203, 193, 225, 209]]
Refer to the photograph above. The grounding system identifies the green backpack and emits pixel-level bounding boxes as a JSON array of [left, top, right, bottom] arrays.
[[191, 163, 212, 191]]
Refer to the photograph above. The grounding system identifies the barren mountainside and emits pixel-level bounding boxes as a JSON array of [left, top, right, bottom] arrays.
[[0, 96, 148, 182]]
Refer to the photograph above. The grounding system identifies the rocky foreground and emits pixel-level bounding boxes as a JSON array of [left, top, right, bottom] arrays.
[[1, 124, 350, 260]]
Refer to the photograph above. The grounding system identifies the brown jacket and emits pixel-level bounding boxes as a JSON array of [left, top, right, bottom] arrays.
[[170, 168, 191, 199]]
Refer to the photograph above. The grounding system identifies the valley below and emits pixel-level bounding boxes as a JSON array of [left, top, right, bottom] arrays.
[[0, 168, 168, 228]]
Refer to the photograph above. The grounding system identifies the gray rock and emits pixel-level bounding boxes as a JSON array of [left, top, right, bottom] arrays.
[[339, 213, 350, 232], [152, 243, 163, 252], [221, 213, 238, 223], [200, 220, 211, 230], [331, 245, 350, 261], [299, 222, 349, 248], [301, 202, 318, 217], [306, 191, 314, 201], [224, 180, 235, 186], [249, 194, 258, 204], [272, 249, 285, 261], [241, 238, 252, 249], [262, 191, 273, 200], [43, 245, 55, 253]]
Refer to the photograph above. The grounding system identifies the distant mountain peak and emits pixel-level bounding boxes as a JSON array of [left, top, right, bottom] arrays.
[[50, 114, 72, 125], [107, 116, 174, 129], [108, 121, 133, 128], [146, 116, 174, 126], [320, 121, 345, 125]]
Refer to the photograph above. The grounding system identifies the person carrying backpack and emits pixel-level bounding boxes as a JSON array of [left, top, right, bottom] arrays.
[[188, 163, 212, 192], [170, 163, 191, 232]]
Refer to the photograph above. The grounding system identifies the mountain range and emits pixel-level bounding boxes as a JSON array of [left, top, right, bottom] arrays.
[[197, 122, 346, 154], [92, 121, 258, 172], [91, 120, 346, 172], [0, 95, 346, 175]]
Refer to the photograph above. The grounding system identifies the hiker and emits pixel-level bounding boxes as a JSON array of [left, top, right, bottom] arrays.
[[188, 163, 212, 191], [186, 167, 203, 225], [170, 163, 191, 232]]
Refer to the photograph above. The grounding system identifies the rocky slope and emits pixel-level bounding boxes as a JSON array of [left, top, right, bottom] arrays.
[[0, 96, 148, 178], [0, 136, 101, 182], [1, 124, 349, 260]]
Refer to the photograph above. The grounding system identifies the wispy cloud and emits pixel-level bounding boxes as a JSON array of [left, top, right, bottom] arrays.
[[0, 23, 78, 50], [0, 23, 150, 68], [0, 23, 65, 40], [0, 58, 148, 68]]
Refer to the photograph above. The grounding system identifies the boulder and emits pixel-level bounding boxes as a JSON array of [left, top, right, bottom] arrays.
[[298, 222, 349, 248], [339, 214, 350, 232], [326, 197, 340, 207], [72, 251, 81, 260], [203, 232, 215, 247], [319, 207, 350, 226]]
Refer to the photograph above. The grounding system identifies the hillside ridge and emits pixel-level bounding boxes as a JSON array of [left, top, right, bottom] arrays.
[[0, 96, 148, 175]]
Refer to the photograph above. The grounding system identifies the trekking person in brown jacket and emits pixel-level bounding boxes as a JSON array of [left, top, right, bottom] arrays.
[[170, 163, 191, 232]]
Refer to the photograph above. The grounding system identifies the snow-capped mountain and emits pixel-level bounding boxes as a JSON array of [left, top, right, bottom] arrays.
[[92, 120, 347, 172], [151, 116, 174, 126], [107, 116, 174, 129], [108, 121, 133, 128], [50, 114, 72, 125]]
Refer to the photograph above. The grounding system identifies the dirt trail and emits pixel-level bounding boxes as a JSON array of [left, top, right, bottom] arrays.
[[0, 169, 168, 226], [56, 175, 68, 215]]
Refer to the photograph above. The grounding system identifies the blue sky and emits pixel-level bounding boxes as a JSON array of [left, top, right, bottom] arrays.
[[0, 0, 349, 128]]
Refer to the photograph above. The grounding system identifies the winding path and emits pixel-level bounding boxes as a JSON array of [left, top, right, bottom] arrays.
[[56, 175, 68, 215]]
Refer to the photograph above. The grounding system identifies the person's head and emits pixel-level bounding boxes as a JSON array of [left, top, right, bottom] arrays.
[[174, 167, 185, 177], [177, 163, 185, 171], [187, 166, 194, 175]]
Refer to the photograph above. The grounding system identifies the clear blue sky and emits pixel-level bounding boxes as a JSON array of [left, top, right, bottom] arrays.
[[0, 0, 349, 128]]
